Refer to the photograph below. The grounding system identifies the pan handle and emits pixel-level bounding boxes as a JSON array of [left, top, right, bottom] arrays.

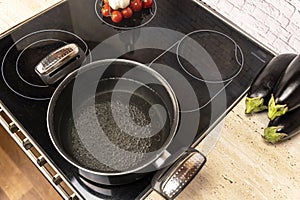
[[35, 43, 85, 84], [145, 149, 206, 199]]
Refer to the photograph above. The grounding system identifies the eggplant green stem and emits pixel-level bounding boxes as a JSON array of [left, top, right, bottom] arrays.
[[245, 97, 267, 114], [268, 95, 288, 120], [263, 126, 288, 144]]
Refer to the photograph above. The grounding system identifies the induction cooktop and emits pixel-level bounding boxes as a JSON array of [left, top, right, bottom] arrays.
[[0, 0, 274, 199]]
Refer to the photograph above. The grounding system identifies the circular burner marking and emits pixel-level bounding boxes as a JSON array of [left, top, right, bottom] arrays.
[[16, 39, 68, 88], [176, 29, 244, 83], [1, 29, 90, 100]]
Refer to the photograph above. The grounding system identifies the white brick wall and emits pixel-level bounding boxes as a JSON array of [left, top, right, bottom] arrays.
[[201, 0, 300, 54]]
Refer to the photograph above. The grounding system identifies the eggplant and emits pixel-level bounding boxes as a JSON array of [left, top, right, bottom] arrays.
[[268, 54, 300, 120], [245, 53, 296, 114], [263, 106, 300, 143]]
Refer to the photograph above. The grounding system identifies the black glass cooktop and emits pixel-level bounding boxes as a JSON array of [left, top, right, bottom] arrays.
[[0, 0, 274, 199]]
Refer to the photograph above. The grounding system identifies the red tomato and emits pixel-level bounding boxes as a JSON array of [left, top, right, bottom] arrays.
[[121, 7, 133, 19], [142, 0, 153, 8], [111, 10, 123, 23], [130, 0, 142, 12], [101, 4, 111, 17]]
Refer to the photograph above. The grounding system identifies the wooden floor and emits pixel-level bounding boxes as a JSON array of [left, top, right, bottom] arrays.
[[0, 125, 61, 200]]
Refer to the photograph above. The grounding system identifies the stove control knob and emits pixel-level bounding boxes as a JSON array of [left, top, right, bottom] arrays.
[[37, 156, 47, 167], [53, 174, 63, 185], [35, 43, 85, 85], [22, 138, 33, 150], [8, 122, 19, 133]]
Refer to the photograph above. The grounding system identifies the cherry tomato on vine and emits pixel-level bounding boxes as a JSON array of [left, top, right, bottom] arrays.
[[101, 4, 111, 17], [130, 0, 142, 12], [111, 10, 123, 23], [142, 0, 153, 8], [121, 7, 133, 19]]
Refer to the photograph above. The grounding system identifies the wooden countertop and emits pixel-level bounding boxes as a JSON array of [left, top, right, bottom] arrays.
[[0, 1, 299, 199]]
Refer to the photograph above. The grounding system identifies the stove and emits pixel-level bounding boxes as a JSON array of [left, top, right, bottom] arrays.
[[0, 0, 274, 199]]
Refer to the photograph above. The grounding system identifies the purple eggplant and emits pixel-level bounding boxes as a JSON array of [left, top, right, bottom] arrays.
[[245, 53, 296, 114], [268, 55, 300, 120], [263, 106, 300, 143]]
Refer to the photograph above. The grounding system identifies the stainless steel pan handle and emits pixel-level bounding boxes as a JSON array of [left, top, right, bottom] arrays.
[[35, 43, 85, 84], [148, 149, 206, 199]]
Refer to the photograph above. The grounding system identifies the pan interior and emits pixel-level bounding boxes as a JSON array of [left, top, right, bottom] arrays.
[[56, 78, 173, 173]]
